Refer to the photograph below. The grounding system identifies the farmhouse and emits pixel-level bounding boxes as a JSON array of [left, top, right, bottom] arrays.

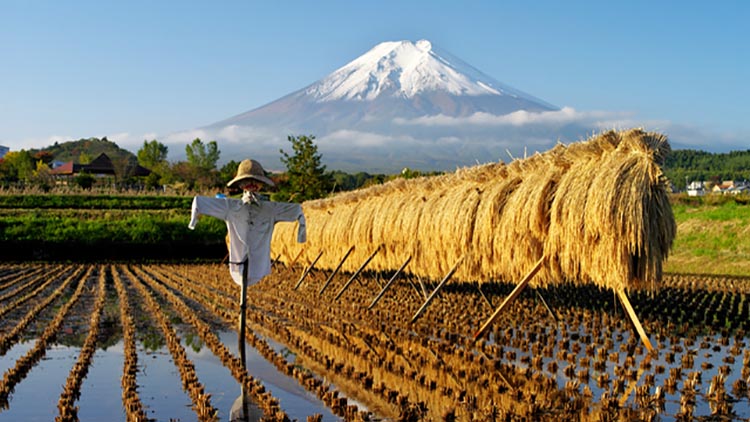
[[50, 153, 150, 185], [686, 180, 706, 196]]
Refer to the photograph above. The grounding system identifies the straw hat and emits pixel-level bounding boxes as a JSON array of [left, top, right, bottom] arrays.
[[227, 159, 275, 188]]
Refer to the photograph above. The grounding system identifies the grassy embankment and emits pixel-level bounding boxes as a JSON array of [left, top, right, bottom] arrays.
[[665, 195, 750, 276]]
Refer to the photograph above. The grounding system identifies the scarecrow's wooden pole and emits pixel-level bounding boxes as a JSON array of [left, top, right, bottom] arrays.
[[410, 254, 466, 323], [294, 250, 324, 290], [368, 256, 412, 310], [319, 246, 355, 295], [238, 257, 249, 369], [473, 256, 544, 341], [334, 244, 382, 301], [616, 288, 654, 353]]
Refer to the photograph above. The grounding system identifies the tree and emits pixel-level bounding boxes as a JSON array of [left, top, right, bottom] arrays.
[[137, 139, 168, 169], [185, 138, 220, 171], [184, 138, 221, 191], [73, 171, 96, 189], [79, 151, 92, 164], [138, 140, 169, 189], [1, 150, 35, 182], [279, 134, 332, 202]]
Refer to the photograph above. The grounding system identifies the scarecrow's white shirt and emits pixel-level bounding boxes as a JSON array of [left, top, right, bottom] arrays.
[[188, 196, 306, 285]]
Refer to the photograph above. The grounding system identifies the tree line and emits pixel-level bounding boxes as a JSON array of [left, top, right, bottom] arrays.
[[665, 149, 750, 190], [0, 135, 439, 202], [17, 136, 743, 197]]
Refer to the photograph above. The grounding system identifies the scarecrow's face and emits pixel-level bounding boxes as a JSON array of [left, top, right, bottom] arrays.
[[241, 179, 264, 192]]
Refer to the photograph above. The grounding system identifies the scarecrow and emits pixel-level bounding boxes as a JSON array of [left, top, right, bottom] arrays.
[[188, 158, 306, 375], [188, 158, 306, 286]]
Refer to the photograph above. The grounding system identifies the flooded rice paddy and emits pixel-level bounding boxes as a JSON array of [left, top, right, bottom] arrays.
[[0, 263, 749, 421]]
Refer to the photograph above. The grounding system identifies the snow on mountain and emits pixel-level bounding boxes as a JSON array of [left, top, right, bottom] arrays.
[[199, 40, 593, 172], [307, 39, 505, 101]]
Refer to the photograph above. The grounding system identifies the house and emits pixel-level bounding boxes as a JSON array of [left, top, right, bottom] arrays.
[[727, 180, 750, 195], [686, 180, 706, 197], [50, 153, 150, 184], [0, 145, 8, 159], [728, 185, 749, 195], [716, 180, 735, 192]]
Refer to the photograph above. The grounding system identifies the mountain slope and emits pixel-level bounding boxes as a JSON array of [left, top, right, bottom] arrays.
[[198, 39, 588, 172], [215, 40, 555, 130]]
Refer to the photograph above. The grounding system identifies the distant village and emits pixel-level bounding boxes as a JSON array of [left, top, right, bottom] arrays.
[[685, 179, 749, 196]]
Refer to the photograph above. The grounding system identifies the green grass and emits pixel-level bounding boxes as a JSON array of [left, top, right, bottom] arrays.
[[667, 200, 750, 276]]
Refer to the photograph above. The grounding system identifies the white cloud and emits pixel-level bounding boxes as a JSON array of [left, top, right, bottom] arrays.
[[394, 106, 631, 128], [319, 130, 414, 147], [162, 129, 211, 145]]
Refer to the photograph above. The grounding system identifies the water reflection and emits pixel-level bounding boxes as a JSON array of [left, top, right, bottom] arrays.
[[229, 322, 262, 422], [212, 330, 341, 421], [229, 386, 263, 422]]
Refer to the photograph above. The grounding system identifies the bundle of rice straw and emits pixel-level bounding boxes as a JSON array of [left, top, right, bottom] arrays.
[[271, 129, 675, 291]]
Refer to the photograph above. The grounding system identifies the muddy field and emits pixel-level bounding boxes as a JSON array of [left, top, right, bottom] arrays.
[[0, 262, 749, 421]]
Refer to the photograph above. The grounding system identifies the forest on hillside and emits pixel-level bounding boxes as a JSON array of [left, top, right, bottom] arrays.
[[664, 149, 750, 189]]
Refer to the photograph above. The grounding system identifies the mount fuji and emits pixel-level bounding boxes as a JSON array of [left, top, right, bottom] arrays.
[[202, 39, 594, 172]]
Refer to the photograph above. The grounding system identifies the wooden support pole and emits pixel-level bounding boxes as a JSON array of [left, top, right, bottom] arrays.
[[535, 290, 558, 323], [476, 284, 493, 309], [406, 277, 423, 300], [318, 246, 355, 295], [287, 248, 306, 270], [368, 256, 412, 310], [334, 245, 382, 301], [271, 253, 281, 268], [616, 288, 654, 353], [373, 274, 384, 289], [417, 277, 429, 299], [410, 255, 466, 323], [473, 256, 545, 341], [294, 250, 324, 290]]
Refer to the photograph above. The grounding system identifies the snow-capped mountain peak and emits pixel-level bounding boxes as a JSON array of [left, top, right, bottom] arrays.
[[306, 39, 512, 102], [206, 39, 567, 173]]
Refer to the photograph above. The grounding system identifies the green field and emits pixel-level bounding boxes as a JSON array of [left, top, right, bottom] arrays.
[[666, 198, 750, 276]]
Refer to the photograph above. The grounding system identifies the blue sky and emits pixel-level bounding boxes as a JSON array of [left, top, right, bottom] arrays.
[[1, 0, 748, 155]]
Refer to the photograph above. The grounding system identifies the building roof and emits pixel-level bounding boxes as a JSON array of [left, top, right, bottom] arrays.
[[49, 153, 151, 177]]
